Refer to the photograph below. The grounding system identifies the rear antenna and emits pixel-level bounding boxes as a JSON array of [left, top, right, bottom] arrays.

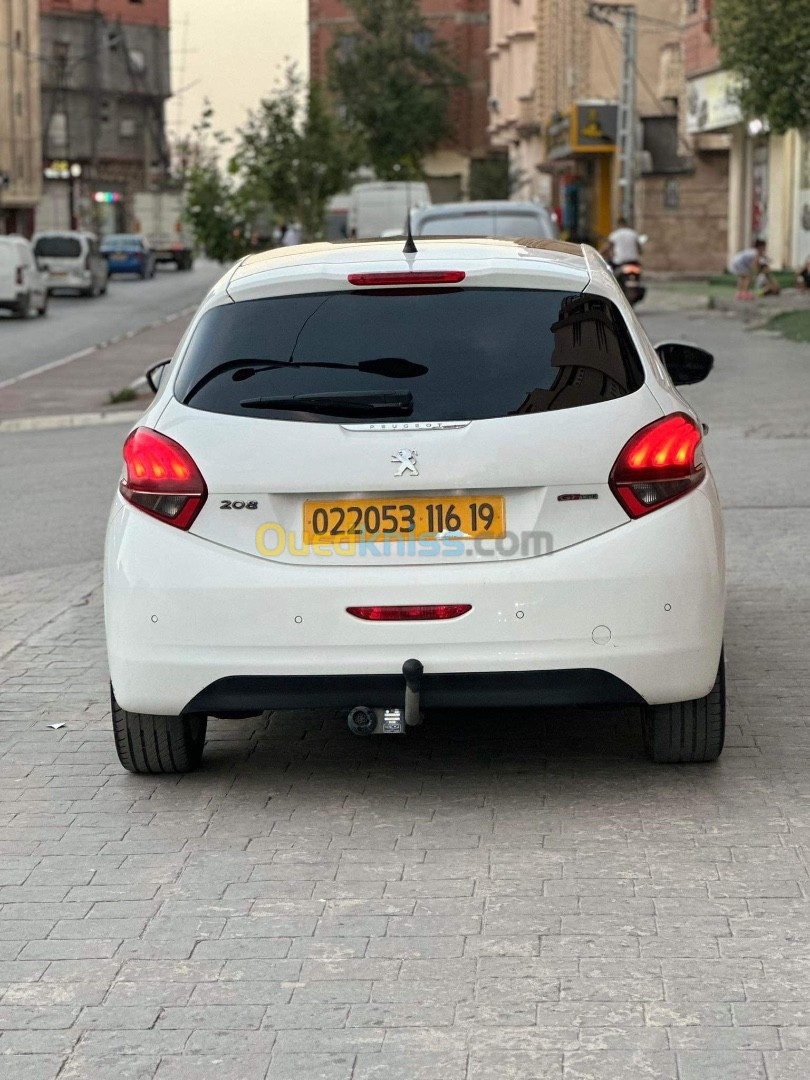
[[403, 215, 418, 255], [402, 166, 417, 254]]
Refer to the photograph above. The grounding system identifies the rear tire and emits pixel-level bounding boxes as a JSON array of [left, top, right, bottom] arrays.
[[12, 293, 30, 319], [38, 294, 48, 316], [643, 651, 725, 763], [111, 687, 207, 774]]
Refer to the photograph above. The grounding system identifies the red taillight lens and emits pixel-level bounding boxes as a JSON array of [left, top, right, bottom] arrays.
[[15, 267, 24, 285], [347, 604, 472, 622], [610, 413, 704, 518], [348, 271, 466, 287], [120, 428, 207, 530]]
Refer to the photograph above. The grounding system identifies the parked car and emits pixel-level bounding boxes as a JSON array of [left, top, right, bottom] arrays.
[[33, 230, 109, 297], [411, 200, 557, 240], [105, 237, 725, 774], [0, 235, 49, 318], [100, 234, 156, 279]]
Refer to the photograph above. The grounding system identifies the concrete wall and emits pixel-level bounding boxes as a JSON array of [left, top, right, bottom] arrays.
[[641, 153, 730, 273]]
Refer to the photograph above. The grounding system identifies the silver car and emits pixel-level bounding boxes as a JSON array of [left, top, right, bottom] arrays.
[[33, 231, 109, 297], [411, 200, 558, 240]]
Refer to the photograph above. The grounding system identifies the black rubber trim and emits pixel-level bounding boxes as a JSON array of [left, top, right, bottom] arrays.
[[183, 668, 645, 715]]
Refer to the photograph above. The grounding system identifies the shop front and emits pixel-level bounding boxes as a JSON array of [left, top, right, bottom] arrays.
[[544, 102, 618, 246]]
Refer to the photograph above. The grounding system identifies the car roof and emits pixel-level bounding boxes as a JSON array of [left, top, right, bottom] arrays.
[[413, 201, 550, 218], [222, 237, 611, 305]]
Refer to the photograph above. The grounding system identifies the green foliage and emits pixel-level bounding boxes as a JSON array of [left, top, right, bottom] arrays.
[[468, 155, 526, 201], [328, 0, 465, 179], [184, 157, 249, 264], [232, 71, 358, 242], [182, 74, 358, 256], [182, 103, 250, 263], [766, 310, 810, 344], [714, 0, 810, 133]]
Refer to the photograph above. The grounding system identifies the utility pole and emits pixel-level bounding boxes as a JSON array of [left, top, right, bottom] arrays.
[[587, 2, 637, 224]]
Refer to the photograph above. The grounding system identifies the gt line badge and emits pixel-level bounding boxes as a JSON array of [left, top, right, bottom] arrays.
[[392, 449, 419, 477]]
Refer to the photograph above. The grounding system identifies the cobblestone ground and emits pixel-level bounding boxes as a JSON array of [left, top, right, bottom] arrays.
[[1, 313, 809, 1079]]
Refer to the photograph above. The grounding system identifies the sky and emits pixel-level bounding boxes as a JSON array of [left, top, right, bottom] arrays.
[[168, 0, 309, 147]]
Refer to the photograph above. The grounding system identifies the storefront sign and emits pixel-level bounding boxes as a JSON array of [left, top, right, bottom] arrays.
[[44, 160, 82, 181], [686, 70, 742, 134], [546, 103, 618, 160], [572, 104, 617, 150]]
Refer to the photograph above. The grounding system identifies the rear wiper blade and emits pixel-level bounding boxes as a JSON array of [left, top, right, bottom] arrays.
[[240, 391, 414, 418]]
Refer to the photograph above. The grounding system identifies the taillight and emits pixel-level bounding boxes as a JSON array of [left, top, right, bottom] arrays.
[[348, 271, 465, 287], [120, 428, 207, 530], [15, 267, 23, 285], [610, 413, 704, 518], [347, 605, 471, 622]]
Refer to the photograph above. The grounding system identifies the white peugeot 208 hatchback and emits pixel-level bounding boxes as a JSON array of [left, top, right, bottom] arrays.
[[104, 238, 725, 773]]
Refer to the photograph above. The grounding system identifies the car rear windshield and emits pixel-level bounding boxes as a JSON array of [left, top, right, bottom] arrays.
[[34, 236, 82, 258], [175, 288, 645, 423], [101, 237, 139, 251], [418, 213, 553, 239]]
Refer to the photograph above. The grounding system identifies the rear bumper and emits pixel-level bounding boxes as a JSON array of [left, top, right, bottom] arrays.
[[47, 271, 91, 290], [186, 668, 644, 716], [105, 487, 725, 715]]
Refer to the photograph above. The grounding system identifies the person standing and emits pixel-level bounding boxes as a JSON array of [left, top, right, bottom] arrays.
[[730, 239, 767, 300]]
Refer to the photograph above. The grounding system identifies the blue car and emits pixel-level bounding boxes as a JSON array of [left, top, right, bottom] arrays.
[[100, 235, 156, 280]]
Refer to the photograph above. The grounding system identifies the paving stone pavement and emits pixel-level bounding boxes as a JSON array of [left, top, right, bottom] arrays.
[[1, 310, 810, 1077]]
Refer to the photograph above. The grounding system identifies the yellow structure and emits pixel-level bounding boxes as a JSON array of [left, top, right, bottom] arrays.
[[0, 0, 41, 235]]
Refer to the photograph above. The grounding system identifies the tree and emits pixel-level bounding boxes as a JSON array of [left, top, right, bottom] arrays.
[[183, 105, 249, 263], [714, 0, 810, 134], [328, 0, 465, 179], [231, 70, 358, 241]]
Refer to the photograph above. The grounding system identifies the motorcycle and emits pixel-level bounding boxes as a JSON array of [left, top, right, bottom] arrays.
[[613, 233, 647, 307], [615, 260, 646, 306]]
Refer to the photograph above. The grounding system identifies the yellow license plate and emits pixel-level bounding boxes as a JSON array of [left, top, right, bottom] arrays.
[[303, 495, 506, 544]]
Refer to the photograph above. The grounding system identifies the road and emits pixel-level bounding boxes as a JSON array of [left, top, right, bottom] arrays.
[[1, 295, 809, 1079], [0, 258, 224, 385]]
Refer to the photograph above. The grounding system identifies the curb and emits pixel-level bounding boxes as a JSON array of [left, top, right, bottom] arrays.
[[0, 410, 142, 434], [0, 305, 196, 391]]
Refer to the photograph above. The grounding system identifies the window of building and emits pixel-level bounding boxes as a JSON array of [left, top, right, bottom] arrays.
[[48, 112, 68, 148], [120, 118, 139, 139], [128, 49, 146, 73], [687, 0, 699, 12]]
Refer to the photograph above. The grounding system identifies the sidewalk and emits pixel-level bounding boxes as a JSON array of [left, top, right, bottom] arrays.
[[0, 312, 193, 427]]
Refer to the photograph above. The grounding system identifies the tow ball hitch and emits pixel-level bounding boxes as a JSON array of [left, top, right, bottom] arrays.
[[346, 659, 424, 736]]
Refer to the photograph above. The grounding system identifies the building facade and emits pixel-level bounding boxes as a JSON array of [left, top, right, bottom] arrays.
[[0, 0, 42, 236], [489, 0, 738, 271], [38, 0, 171, 233], [310, 0, 492, 201], [685, 0, 808, 271]]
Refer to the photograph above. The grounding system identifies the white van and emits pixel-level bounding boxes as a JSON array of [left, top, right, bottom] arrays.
[[33, 231, 109, 297], [348, 181, 432, 239], [0, 236, 49, 319]]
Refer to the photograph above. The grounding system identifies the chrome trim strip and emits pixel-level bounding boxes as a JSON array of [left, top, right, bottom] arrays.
[[340, 421, 472, 432]]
